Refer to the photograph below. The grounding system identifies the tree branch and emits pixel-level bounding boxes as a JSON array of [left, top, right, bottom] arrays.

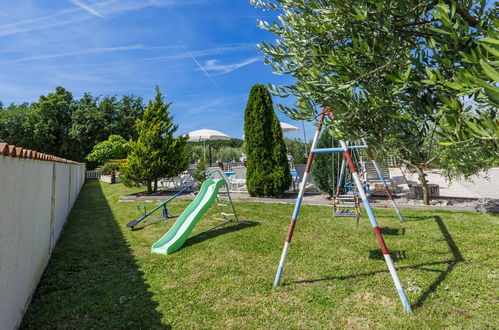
[[395, 19, 440, 28], [396, 29, 435, 38], [422, 156, 437, 167], [442, 0, 479, 27]]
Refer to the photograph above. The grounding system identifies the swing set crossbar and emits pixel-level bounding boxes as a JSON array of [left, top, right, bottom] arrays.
[[312, 145, 367, 153]]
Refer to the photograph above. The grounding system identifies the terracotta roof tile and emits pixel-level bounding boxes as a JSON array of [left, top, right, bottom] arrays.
[[0, 142, 85, 165], [0, 143, 8, 155]]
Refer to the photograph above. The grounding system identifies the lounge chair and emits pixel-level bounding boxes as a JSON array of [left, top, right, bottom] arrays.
[[294, 164, 318, 191], [231, 166, 247, 190]]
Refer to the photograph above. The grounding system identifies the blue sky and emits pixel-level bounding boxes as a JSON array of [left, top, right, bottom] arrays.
[[0, 0, 315, 141]]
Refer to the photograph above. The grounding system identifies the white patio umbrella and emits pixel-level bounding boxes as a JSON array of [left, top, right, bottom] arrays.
[[279, 122, 300, 132], [186, 129, 231, 165], [280, 121, 309, 160]]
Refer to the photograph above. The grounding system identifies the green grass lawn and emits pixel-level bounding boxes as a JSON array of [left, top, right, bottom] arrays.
[[22, 180, 498, 329]]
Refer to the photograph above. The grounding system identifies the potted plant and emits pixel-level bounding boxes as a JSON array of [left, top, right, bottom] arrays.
[[99, 162, 121, 183]]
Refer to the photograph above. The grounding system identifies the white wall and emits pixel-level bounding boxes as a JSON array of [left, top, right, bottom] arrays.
[[0, 156, 85, 329]]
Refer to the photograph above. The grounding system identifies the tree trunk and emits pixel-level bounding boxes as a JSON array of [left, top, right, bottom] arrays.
[[397, 157, 434, 206], [153, 180, 158, 193], [414, 166, 430, 205], [147, 182, 152, 195]]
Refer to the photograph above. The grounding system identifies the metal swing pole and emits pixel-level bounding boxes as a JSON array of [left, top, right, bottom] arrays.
[[339, 139, 412, 312], [361, 137, 404, 222], [273, 110, 326, 287], [336, 153, 347, 196]]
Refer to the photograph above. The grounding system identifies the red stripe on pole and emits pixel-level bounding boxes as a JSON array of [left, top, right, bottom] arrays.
[[373, 226, 390, 255], [343, 149, 357, 173], [317, 113, 325, 131], [286, 220, 296, 243], [366, 147, 375, 161], [304, 110, 326, 173], [304, 152, 315, 173], [386, 188, 395, 200]]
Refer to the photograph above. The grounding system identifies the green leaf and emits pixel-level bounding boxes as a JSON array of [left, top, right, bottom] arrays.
[[429, 27, 451, 35], [480, 60, 499, 82], [405, 65, 412, 79], [483, 37, 499, 45], [387, 74, 403, 83], [442, 80, 462, 89], [425, 66, 435, 80], [481, 43, 499, 58]]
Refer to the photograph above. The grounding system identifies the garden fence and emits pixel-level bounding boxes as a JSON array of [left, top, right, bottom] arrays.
[[86, 170, 102, 179]]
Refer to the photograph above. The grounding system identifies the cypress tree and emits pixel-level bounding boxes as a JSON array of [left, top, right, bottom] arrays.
[[310, 128, 338, 197], [270, 111, 292, 196], [244, 85, 273, 196], [244, 84, 291, 197], [121, 86, 188, 194]]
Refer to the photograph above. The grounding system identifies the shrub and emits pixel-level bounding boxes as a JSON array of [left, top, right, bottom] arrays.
[[244, 84, 291, 196], [86, 135, 130, 165], [98, 162, 120, 175], [214, 146, 243, 162], [270, 113, 292, 195], [192, 162, 206, 190], [311, 128, 338, 196]]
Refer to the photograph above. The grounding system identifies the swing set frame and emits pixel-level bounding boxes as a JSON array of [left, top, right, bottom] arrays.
[[273, 107, 413, 313]]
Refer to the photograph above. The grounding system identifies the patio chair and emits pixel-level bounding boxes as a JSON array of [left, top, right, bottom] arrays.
[[158, 176, 182, 189], [294, 164, 318, 192], [231, 166, 247, 190], [186, 167, 197, 177], [159, 174, 195, 191]]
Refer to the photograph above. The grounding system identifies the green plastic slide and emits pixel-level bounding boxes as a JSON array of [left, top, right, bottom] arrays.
[[151, 178, 226, 255]]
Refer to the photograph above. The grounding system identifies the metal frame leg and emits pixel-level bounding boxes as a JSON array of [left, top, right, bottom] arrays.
[[274, 112, 325, 287], [340, 140, 412, 312], [336, 154, 347, 196], [361, 138, 404, 222]]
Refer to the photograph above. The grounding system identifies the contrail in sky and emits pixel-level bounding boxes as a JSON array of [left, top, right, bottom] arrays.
[[179, 41, 221, 90]]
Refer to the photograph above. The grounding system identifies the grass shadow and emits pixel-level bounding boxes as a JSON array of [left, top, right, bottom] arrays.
[[380, 215, 436, 222], [380, 227, 406, 235], [129, 216, 178, 231], [369, 249, 408, 261], [21, 181, 168, 329], [182, 221, 260, 250], [288, 216, 464, 310], [412, 215, 464, 308]]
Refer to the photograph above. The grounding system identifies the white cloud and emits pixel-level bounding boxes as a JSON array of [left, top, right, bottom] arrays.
[[69, 0, 104, 18], [203, 57, 261, 75], [10, 45, 145, 62], [0, 0, 201, 37]]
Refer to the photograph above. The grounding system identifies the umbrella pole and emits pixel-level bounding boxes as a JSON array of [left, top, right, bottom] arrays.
[[203, 140, 206, 162], [209, 142, 212, 167]]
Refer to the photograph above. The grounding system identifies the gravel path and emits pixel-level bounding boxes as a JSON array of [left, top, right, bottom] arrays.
[[119, 167, 499, 213], [404, 168, 499, 199]]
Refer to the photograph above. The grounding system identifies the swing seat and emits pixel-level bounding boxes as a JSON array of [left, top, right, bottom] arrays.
[[126, 219, 140, 229], [334, 209, 358, 217]]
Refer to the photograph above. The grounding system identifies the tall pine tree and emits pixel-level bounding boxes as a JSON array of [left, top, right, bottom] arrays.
[[244, 84, 291, 197], [121, 86, 188, 194]]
